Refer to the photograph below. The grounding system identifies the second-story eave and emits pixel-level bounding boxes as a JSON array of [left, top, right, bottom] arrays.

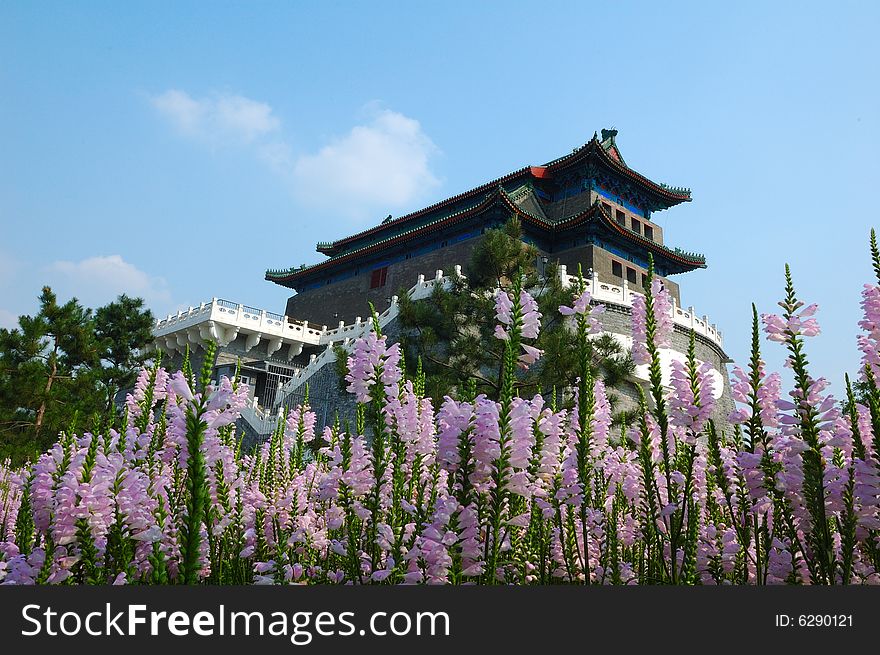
[[266, 192, 705, 288], [266, 190, 505, 288], [506, 195, 706, 275]]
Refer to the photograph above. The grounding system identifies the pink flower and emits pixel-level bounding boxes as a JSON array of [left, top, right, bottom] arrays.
[[518, 344, 543, 369], [559, 289, 591, 316], [669, 358, 716, 433], [495, 289, 513, 326], [559, 289, 605, 333], [858, 283, 880, 381], [345, 331, 402, 404], [762, 302, 821, 343], [631, 278, 672, 365], [519, 290, 541, 339], [470, 397, 501, 493], [169, 371, 195, 403], [436, 398, 473, 474], [494, 288, 541, 340]]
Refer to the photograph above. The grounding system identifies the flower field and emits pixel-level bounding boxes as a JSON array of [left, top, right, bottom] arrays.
[[2, 241, 880, 586]]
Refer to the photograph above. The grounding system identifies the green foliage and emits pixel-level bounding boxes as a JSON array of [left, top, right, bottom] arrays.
[[466, 216, 538, 289], [333, 345, 350, 391], [179, 340, 217, 585], [780, 266, 835, 584], [93, 294, 155, 409], [13, 478, 34, 553], [397, 217, 634, 413], [0, 286, 154, 465]]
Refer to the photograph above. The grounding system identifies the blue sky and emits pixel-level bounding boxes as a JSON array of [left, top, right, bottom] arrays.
[[1, 1, 878, 395]]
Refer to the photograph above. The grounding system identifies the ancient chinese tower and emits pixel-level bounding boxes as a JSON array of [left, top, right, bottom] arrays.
[[266, 129, 705, 324], [151, 130, 732, 439]]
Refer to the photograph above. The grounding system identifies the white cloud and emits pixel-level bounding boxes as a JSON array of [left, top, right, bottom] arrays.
[[150, 89, 440, 221], [291, 108, 440, 218], [46, 255, 172, 314], [150, 90, 280, 144], [257, 140, 295, 172]]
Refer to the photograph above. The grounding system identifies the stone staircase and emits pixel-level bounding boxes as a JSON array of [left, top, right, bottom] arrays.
[[236, 267, 462, 440]]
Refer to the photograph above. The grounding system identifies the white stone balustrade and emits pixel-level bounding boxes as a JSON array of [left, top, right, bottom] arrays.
[[271, 266, 465, 406], [151, 298, 324, 359], [239, 396, 286, 433], [168, 262, 724, 416], [556, 265, 724, 349]]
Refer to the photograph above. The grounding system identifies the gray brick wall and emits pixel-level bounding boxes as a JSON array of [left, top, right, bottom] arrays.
[[267, 302, 734, 445], [552, 244, 682, 304], [595, 303, 734, 433], [285, 239, 479, 325]]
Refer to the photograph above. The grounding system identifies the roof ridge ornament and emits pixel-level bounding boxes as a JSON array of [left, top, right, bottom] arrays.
[[658, 182, 692, 196]]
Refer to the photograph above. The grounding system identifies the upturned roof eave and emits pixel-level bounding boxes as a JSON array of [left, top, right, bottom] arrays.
[[314, 165, 535, 256], [543, 136, 692, 208], [266, 189, 506, 287], [265, 194, 705, 288], [314, 136, 691, 257], [512, 197, 706, 272]]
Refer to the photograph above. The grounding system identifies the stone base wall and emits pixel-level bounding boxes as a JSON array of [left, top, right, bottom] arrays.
[[275, 316, 406, 433], [285, 239, 479, 326], [263, 303, 734, 445], [595, 303, 734, 433]]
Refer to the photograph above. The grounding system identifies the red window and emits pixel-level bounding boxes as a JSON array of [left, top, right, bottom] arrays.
[[370, 266, 388, 289]]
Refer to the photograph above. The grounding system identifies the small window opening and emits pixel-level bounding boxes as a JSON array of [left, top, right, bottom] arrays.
[[370, 266, 388, 289]]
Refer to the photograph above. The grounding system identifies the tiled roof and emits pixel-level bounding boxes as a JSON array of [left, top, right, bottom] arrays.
[[543, 134, 691, 204], [265, 192, 502, 283], [267, 132, 696, 285], [494, 189, 705, 270], [505, 184, 549, 222], [311, 133, 690, 258], [266, 188, 704, 286]]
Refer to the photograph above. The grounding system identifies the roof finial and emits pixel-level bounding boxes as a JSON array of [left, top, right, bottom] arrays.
[[601, 128, 618, 143]]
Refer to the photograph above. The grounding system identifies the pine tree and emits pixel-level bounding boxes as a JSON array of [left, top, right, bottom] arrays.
[[93, 294, 155, 410], [0, 287, 154, 463], [396, 217, 634, 409]]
